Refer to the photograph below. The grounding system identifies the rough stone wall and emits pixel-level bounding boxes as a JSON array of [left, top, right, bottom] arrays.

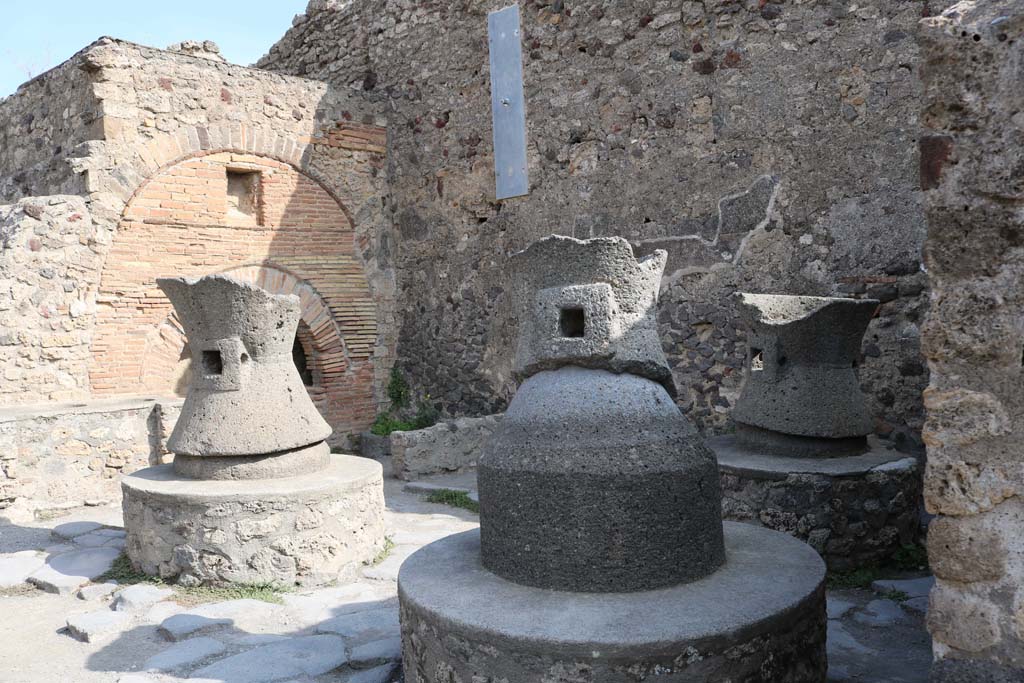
[[919, 2, 1024, 679], [261, 0, 930, 444], [0, 196, 107, 404], [0, 55, 99, 201], [0, 38, 397, 446], [0, 398, 179, 522]]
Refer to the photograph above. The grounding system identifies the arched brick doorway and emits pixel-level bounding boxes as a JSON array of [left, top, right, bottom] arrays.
[[89, 151, 377, 442]]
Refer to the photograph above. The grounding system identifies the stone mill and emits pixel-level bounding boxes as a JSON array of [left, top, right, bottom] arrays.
[[711, 294, 921, 568], [121, 274, 386, 586], [397, 236, 828, 682]]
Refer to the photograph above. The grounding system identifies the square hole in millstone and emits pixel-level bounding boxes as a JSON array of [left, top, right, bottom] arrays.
[[559, 307, 586, 338], [751, 348, 764, 371], [201, 350, 223, 376]]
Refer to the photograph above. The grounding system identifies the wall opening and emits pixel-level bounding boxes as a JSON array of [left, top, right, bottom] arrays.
[[226, 169, 261, 222], [293, 336, 314, 386], [201, 350, 223, 376], [560, 307, 586, 338], [293, 320, 319, 387]]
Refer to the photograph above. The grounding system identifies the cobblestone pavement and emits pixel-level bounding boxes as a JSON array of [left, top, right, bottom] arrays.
[[0, 463, 930, 682]]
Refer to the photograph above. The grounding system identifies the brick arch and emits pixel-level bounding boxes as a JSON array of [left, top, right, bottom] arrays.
[[98, 121, 365, 223], [89, 150, 378, 441], [137, 264, 351, 421]]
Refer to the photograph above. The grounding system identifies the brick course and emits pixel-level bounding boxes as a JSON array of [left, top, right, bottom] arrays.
[[90, 152, 378, 441]]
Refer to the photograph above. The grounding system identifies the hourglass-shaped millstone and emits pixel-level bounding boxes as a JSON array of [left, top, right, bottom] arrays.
[[157, 275, 332, 478], [478, 236, 725, 592], [731, 293, 879, 455]]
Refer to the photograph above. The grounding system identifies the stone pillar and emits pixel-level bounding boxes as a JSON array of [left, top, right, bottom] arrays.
[[398, 237, 828, 682], [121, 275, 385, 586], [920, 3, 1024, 680], [711, 293, 921, 568]]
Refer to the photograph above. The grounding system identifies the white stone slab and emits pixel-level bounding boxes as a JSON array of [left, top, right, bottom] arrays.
[[349, 636, 401, 666], [28, 547, 121, 594], [870, 576, 935, 599], [0, 551, 45, 587], [144, 636, 225, 672], [159, 613, 232, 642], [52, 521, 103, 540], [113, 584, 175, 611], [77, 582, 119, 601], [190, 635, 347, 682], [66, 609, 133, 642], [315, 606, 399, 641]]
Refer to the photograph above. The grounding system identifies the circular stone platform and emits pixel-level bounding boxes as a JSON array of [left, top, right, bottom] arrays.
[[398, 523, 827, 683], [711, 434, 921, 570], [122, 454, 385, 586]]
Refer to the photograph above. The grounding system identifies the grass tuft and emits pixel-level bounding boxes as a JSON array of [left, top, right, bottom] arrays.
[[173, 582, 289, 607], [827, 567, 883, 590], [94, 553, 289, 605], [97, 553, 161, 586], [424, 489, 479, 514], [892, 543, 929, 572], [369, 537, 396, 566]]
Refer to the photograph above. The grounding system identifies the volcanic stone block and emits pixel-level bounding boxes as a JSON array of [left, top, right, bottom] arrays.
[[400, 236, 825, 682], [157, 275, 331, 457], [122, 456, 385, 586], [713, 435, 921, 569], [731, 293, 878, 444], [122, 274, 386, 586], [479, 367, 724, 591], [399, 525, 827, 683], [511, 236, 675, 392]]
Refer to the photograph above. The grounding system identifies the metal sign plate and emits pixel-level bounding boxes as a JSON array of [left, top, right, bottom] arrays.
[[488, 5, 529, 200]]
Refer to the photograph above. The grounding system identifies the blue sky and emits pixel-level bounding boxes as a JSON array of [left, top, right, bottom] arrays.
[[0, 1, 307, 97]]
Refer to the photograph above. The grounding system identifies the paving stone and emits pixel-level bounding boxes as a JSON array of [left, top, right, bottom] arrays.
[[144, 636, 226, 672], [145, 601, 185, 624], [66, 609, 133, 643], [51, 521, 103, 540], [852, 599, 908, 628], [402, 482, 472, 496], [105, 537, 127, 551], [315, 606, 400, 641], [346, 664, 398, 683], [191, 635, 347, 682], [192, 598, 283, 620], [0, 551, 45, 587], [73, 531, 116, 548], [870, 576, 935, 599], [826, 621, 872, 656], [361, 545, 418, 582], [231, 633, 290, 646], [283, 583, 393, 625], [903, 596, 929, 616], [113, 584, 175, 611], [93, 528, 126, 538], [349, 636, 402, 666], [27, 547, 121, 594], [826, 597, 857, 620], [43, 543, 76, 556], [77, 582, 119, 600], [158, 613, 232, 641]]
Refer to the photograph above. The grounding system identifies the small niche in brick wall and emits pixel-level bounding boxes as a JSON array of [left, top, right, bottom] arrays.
[[226, 169, 261, 223]]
